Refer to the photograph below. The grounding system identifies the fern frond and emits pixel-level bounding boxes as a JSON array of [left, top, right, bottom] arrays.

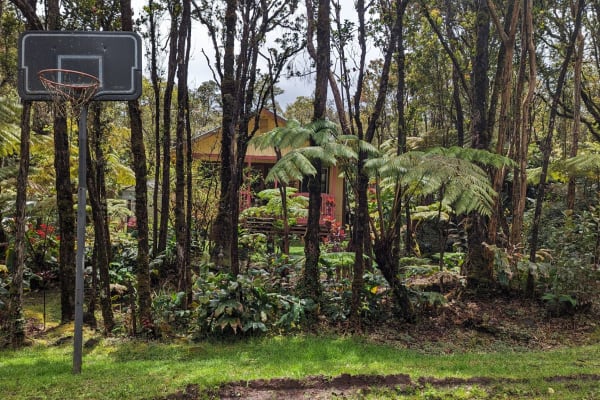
[[427, 146, 515, 169], [0, 97, 21, 158], [564, 153, 600, 179], [266, 150, 316, 184], [297, 146, 338, 166]]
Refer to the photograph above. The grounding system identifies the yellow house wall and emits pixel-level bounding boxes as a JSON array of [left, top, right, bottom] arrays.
[[191, 110, 345, 223]]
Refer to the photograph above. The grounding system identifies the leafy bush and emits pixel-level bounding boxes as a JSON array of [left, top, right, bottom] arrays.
[[192, 269, 313, 338], [152, 291, 191, 335], [541, 206, 600, 310]]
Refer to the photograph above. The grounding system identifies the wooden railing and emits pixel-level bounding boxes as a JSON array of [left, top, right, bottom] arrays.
[[239, 190, 336, 223], [242, 216, 329, 238]]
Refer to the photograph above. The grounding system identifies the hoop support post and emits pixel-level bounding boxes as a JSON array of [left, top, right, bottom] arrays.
[[72, 104, 88, 374]]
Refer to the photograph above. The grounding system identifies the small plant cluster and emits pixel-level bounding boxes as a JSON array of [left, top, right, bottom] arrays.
[[191, 268, 314, 338]]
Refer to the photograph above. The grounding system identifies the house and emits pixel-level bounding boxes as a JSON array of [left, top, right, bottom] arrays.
[[189, 109, 345, 224]]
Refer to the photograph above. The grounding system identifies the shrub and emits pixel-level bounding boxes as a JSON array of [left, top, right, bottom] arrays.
[[192, 269, 313, 338]]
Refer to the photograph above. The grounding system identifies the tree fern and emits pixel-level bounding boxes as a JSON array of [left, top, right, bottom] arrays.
[[253, 119, 357, 184], [366, 147, 506, 217], [0, 97, 21, 158], [563, 152, 600, 179]]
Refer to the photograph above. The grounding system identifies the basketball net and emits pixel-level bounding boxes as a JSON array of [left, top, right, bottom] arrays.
[[38, 69, 100, 117]]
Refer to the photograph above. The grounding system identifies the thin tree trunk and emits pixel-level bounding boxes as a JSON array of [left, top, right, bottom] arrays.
[[121, 0, 152, 327], [567, 6, 584, 210], [158, 6, 179, 254], [88, 102, 114, 333], [175, 0, 191, 304], [529, 0, 584, 264], [210, 0, 236, 271], [148, 0, 162, 256], [54, 113, 76, 323], [7, 101, 32, 347], [510, 0, 536, 248], [487, 0, 520, 245]]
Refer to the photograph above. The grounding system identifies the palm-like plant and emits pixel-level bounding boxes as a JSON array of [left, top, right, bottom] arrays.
[[252, 119, 357, 185], [362, 145, 512, 318], [367, 145, 512, 219], [0, 97, 20, 158]]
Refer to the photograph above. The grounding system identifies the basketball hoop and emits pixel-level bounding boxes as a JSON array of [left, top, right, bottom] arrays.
[[38, 68, 100, 116]]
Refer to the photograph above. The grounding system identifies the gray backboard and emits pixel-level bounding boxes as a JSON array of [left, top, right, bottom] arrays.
[[18, 31, 142, 101]]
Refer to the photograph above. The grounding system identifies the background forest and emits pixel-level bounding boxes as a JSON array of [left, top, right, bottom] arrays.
[[0, 0, 599, 351]]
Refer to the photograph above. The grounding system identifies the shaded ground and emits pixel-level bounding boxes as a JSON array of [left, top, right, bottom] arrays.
[[152, 293, 600, 400]]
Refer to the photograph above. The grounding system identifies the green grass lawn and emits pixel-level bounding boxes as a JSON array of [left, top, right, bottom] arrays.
[[1, 335, 599, 399]]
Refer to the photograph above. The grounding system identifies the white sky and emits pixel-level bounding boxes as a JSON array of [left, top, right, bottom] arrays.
[[130, 1, 315, 108]]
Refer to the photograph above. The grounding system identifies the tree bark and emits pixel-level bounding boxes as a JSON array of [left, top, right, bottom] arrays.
[[175, 0, 191, 304], [158, 4, 180, 254], [510, 0, 536, 249], [465, 0, 493, 287], [210, 0, 236, 271], [7, 101, 31, 347], [299, 0, 330, 307], [88, 102, 114, 333], [148, 0, 162, 256], [54, 113, 76, 323], [567, 3, 584, 210], [121, 0, 152, 327]]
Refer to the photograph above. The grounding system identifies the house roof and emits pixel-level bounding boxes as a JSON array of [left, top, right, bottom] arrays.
[[190, 109, 287, 143]]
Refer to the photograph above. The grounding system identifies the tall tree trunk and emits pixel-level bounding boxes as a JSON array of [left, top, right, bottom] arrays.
[[299, 0, 330, 307], [54, 113, 76, 323], [121, 0, 152, 327], [529, 0, 584, 264], [158, 6, 180, 254], [148, 0, 162, 256], [510, 0, 536, 249], [7, 0, 41, 346], [487, 0, 520, 245], [88, 102, 114, 333], [211, 0, 236, 271], [175, 0, 191, 304], [44, 0, 76, 324], [7, 101, 32, 347], [465, 0, 493, 287], [567, 4, 584, 210]]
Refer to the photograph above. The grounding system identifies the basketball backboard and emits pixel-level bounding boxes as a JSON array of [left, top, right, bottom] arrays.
[[18, 31, 142, 101]]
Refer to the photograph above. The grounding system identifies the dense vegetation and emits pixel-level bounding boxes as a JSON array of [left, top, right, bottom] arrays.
[[0, 2, 599, 395]]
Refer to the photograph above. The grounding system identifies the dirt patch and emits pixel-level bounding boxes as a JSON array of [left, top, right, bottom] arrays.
[[216, 374, 411, 399], [157, 373, 600, 399]]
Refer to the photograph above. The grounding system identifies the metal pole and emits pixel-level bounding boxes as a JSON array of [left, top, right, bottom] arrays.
[[73, 105, 88, 374]]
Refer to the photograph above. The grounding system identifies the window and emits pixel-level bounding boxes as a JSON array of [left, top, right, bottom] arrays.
[[300, 168, 329, 194]]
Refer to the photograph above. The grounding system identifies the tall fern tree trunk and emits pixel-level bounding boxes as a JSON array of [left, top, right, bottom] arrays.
[[7, 101, 31, 347], [148, 0, 162, 257]]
